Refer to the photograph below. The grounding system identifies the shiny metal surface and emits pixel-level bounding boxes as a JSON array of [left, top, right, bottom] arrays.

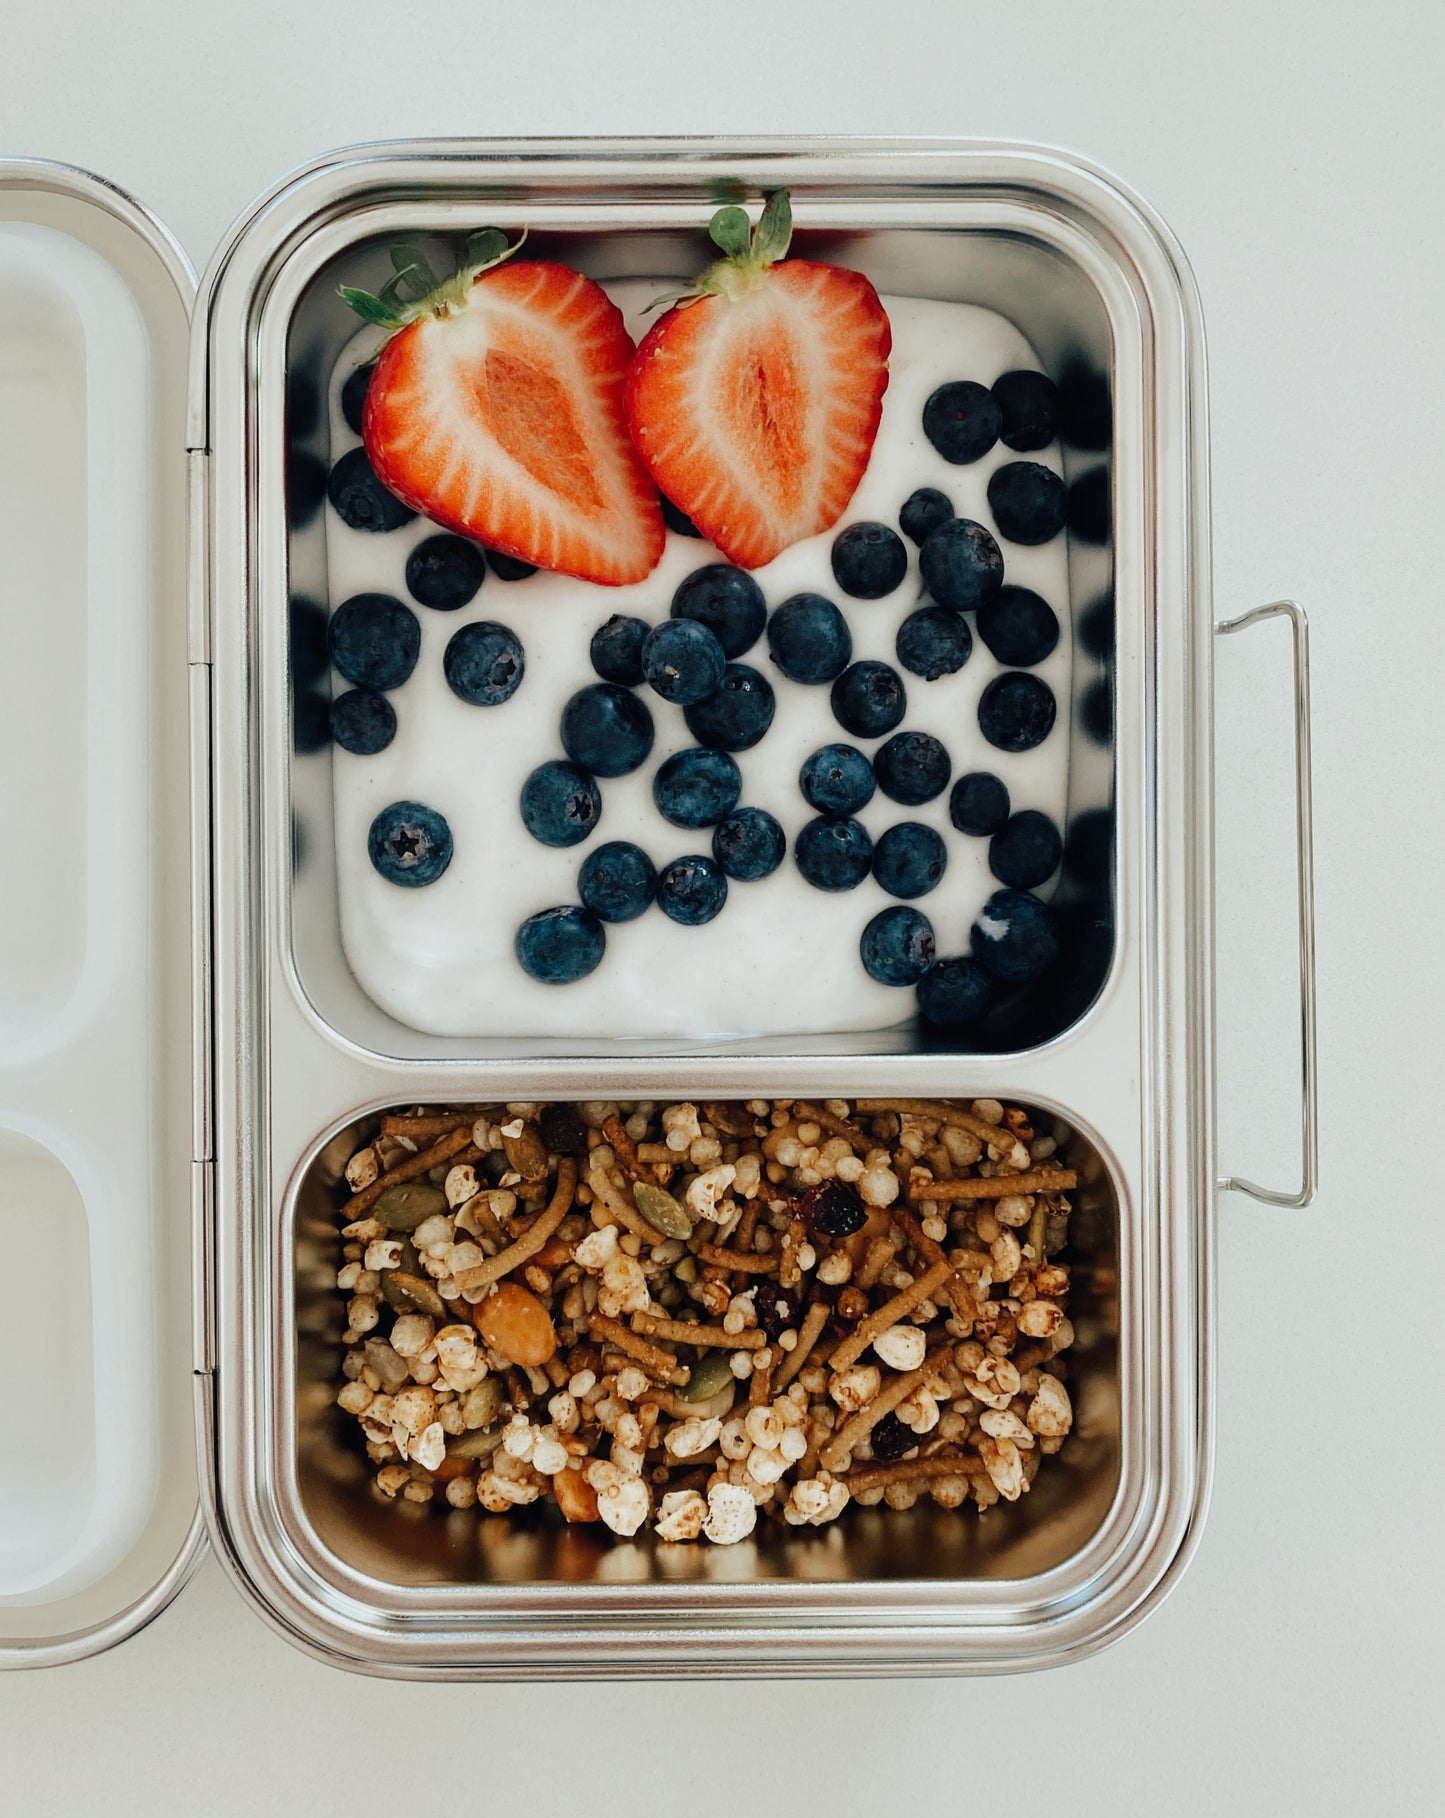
[[1214, 601, 1317, 1209], [0, 157, 205, 1669], [195, 138, 1216, 1674]]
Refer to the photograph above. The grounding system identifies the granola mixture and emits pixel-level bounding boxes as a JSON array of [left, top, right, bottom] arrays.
[[331, 1097, 1077, 1544]]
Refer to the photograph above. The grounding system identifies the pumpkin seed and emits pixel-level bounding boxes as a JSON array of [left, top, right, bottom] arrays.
[[682, 1348, 735, 1403], [633, 1180, 692, 1241], [384, 1270, 446, 1317], [375, 1181, 448, 1231], [380, 1241, 422, 1312], [447, 1422, 505, 1460], [458, 1377, 502, 1429]]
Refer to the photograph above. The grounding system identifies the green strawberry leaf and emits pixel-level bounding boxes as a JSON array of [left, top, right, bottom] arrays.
[[708, 206, 752, 258], [466, 227, 510, 270], [752, 189, 793, 266], [390, 243, 442, 295], [337, 286, 408, 329], [378, 268, 424, 313]]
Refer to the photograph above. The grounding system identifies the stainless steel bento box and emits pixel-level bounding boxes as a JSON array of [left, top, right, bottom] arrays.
[[0, 138, 1314, 1677], [194, 138, 1311, 1677]]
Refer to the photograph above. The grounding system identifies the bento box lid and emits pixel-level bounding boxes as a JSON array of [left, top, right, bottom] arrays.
[[0, 159, 204, 1667]]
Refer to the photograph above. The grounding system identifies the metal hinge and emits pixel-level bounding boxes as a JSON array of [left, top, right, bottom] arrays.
[[191, 1156, 215, 1375], [186, 446, 211, 667]]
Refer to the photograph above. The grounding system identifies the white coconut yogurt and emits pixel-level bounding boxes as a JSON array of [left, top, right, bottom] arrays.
[[321, 284, 1073, 1040]]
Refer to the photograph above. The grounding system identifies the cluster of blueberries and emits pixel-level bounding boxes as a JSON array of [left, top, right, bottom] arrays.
[[325, 362, 1083, 1027]]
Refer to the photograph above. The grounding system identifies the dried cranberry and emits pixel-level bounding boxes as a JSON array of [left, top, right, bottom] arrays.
[[869, 1412, 915, 1462], [753, 1280, 799, 1341], [800, 1178, 867, 1238], [538, 1102, 590, 1157]]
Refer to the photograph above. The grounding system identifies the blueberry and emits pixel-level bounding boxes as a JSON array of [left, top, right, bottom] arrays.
[[991, 369, 1059, 452], [641, 619, 727, 706], [290, 596, 329, 687], [971, 887, 1059, 981], [712, 807, 786, 881], [830, 661, 906, 740], [339, 363, 373, 436], [287, 450, 327, 527], [559, 683, 654, 777], [799, 743, 876, 816], [515, 906, 605, 983], [868, 1410, 917, 1461], [949, 771, 1010, 837], [922, 380, 1001, 464], [916, 956, 992, 1027], [872, 822, 947, 899], [767, 593, 852, 684], [406, 535, 487, 611], [978, 673, 1057, 752], [652, 748, 742, 828], [368, 801, 453, 887], [671, 564, 767, 658], [485, 546, 537, 582], [660, 494, 703, 538], [328, 594, 420, 690], [657, 855, 727, 925], [443, 621, 525, 706], [860, 906, 936, 986], [799, 1178, 867, 1237], [918, 518, 1004, 613], [330, 688, 396, 755], [1082, 676, 1113, 746], [976, 585, 1060, 667], [896, 606, 972, 681], [520, 761, 602, 847], [292, 691, 331, 755], [590, 614, 649, 686], [794, 817, 874, 892], [989, 810, 1063, 889], [684, 664, 776, 751], [1059, 359, 1112, 451], [987, 461, 1069, 546], [1065, 807, 1113, 889], [831, 521, 908, 599], [1068, 466, 1111, 544], [899, 486, 954, 546], [578, 840, 657, 923], [326, 446, 416, 532], [873, 730, 951, 806]]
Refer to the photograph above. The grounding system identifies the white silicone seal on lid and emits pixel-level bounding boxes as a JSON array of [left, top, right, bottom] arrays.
[[0, 223, 160, 1602]]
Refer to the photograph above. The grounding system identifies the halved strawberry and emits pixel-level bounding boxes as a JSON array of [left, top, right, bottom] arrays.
[[625, 193, 891, 570], [342, 234, 664, 586]]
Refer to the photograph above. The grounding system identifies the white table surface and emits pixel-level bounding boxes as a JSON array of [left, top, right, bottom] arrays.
[[4, 1, 1442, 1809]]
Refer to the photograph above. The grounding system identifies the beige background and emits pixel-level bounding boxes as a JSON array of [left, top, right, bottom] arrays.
[[4, 1, 1442, 1809]]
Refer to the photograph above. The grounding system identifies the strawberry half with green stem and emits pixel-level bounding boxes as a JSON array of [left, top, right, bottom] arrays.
[[625, 192, 891, 570], [341, 231, 664, 586]]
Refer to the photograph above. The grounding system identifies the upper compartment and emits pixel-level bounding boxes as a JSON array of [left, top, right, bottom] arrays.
[[201, 145, 1149, 1071]]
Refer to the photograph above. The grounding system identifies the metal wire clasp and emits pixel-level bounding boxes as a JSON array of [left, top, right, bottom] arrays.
[[1214, 601, 1318, 1209]]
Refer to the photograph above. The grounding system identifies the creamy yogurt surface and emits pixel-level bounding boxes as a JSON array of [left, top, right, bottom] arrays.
[[322, 285, 1072, 1040]]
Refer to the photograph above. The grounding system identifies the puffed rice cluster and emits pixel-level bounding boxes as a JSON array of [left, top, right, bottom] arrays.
[[332, 1097, 1078, 1545]]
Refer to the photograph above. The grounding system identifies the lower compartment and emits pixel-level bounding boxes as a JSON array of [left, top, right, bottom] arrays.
[[287, 1094, 1121, 1595]]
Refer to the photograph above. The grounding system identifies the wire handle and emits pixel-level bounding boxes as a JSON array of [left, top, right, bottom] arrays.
[[1214, 600, 1318, 1208]]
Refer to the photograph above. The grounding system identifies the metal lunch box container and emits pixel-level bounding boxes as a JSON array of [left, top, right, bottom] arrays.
[[0, 138, 1317, 1675]]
